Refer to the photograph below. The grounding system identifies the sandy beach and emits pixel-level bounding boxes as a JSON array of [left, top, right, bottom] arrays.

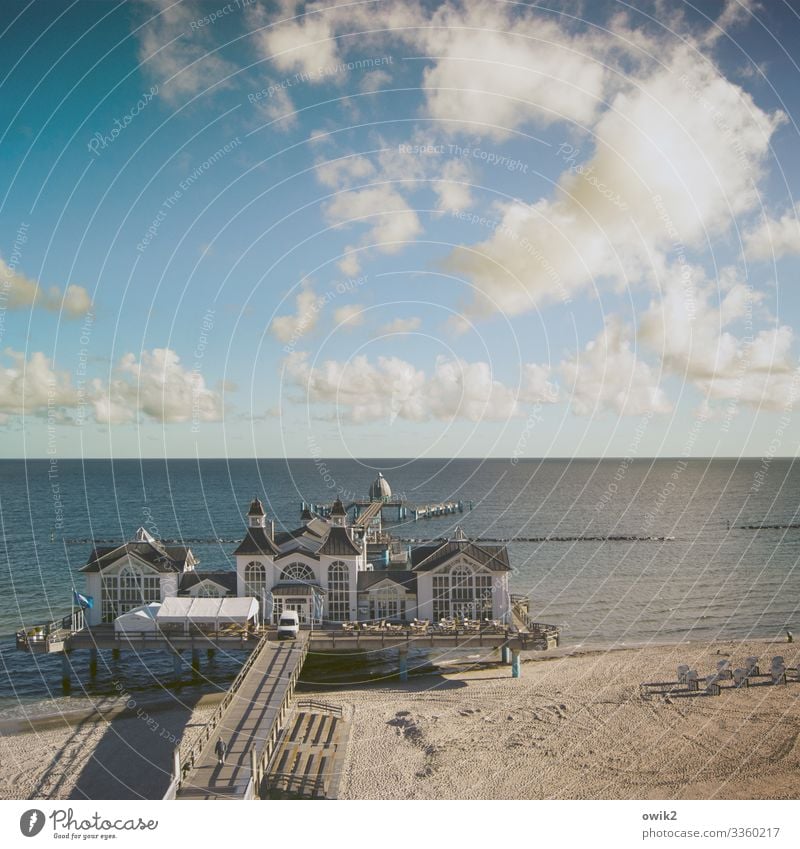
[[318, 639, 800, 800], [2, 639, 798, 800], [0, 693, 222, 800]]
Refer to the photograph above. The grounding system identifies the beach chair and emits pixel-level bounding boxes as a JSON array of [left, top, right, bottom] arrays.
[[716, 659, 733, 680], [686, 670, 699, 692], [705, 674, 721, 696], [771, 666, 786, 685], [732, 668, 748, 688], [744, 656, 759, 677], [677, 664, 690, 683], [771, 656, 785, 671]]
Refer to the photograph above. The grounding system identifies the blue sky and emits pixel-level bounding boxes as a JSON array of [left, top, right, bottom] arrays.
[[2, 0, 800, 459]]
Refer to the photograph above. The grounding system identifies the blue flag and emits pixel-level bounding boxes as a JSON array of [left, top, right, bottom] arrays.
[[74, 591, 94, 609]]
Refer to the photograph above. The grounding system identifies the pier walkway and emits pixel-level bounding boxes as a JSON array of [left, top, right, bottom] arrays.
[[174, 633, 308, 800]]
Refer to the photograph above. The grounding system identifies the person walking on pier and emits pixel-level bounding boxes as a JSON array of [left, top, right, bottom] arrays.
[[215, 737, 227, 766]]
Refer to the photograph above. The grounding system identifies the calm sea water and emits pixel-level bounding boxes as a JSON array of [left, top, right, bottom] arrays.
[[1, 458, 798, 712]]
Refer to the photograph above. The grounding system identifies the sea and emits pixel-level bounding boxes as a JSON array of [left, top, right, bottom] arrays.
[[1, 457, 798, 717]]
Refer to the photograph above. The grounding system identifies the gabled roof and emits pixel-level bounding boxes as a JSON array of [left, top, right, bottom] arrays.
[[273, 548, 320, 562], [179, 571, 237, 593], [317, 525, 362, 556], [357, 570, 417, 592], [233, 527, 280, 556], [81, 540, 192, 573], [410, 540, 511, 572]]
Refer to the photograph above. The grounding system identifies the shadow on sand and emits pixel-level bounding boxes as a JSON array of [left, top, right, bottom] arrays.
[[25, 693, 216, 800]]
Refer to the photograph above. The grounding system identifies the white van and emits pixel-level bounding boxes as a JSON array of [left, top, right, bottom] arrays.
[[276, 610, 300, 639]]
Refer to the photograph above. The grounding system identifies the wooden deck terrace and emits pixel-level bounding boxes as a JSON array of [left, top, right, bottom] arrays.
[[302, 626, 554, 652], [17, 623, 262, 654]]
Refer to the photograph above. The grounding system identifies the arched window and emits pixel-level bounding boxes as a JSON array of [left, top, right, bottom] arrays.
[[101, 562, 160, 622], [280, 562, 315, 583], [327, 561, 349, 622], [196, 582, 224, 598], [244, 561, 267, 597]]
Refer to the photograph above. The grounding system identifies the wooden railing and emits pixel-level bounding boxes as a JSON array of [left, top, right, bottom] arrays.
[[250, 638, 309, 797], [295, 699, 343, 718], [173, 631, 271, 787], [15, 609, 86, 650]]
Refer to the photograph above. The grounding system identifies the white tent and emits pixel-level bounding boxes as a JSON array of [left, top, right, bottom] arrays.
[[156, 597, 194, 622], [218, 597, 259, 625], [114, 602, 160, 635], [155, 596, 260, 632]]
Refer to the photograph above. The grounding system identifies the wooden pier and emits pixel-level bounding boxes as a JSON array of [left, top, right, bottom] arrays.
[[172, 633, 309, 799]]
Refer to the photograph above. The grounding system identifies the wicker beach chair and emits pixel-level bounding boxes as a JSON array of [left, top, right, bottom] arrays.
[[716, 659, 732, 680], [677, 664, 690, 684], [771, 666, 787, 685], [732, 668, 748, 688], [686, 670, 700, 692], [704, 674, 721, 695], [744, 656, 759, 677]]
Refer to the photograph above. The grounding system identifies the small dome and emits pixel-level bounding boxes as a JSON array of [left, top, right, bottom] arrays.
[[331, 497, 346, 517], [248, 497, 265, 517], [369, 472, 392, 500]]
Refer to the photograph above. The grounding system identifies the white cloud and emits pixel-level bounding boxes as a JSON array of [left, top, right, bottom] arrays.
[[252, 84, 298, 130], [96, 348, 223, 424], [0, 350, 78, 421], [337, 247, 362, 277], [0, 258, 92, 317], [743, 203, 800, 261], [333, 304, 364, 328], [561, 319, 671, 416], [315, 154, 376, 189], [284, 351, 556, 423], [432, 159, 473, 213], [270, 282, 321, 344], [639, 265, 798, 410], [381, 317, 421, 334], [418, 3, 607, 138], [248, 0, 342, 79], [324, 185, 421, 252], [0, 347, 223, 426], [445, 43, 784, 317], [136, 0, 235, 103]]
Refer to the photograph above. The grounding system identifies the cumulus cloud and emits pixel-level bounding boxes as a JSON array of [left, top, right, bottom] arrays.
[[315, 154, 376, 189], [561, 319, 671, 417], [333, 304, 364, 328], [432, 159, 473, 213], [137, 0, 235, 103], [445, 44, 784, 317], [639, 265, 798, 410], [0, 258, 92, 318], [381, 317, 422, 334], [0, 347, 223, 426], [0, 350, 78, 422], [417, 3, 607, 138], [269, 282, 321, 344], [284, 351, 556, 423], [324, 185, 421, 252], [249, 1, 609, 137], [743, 204, 800, 261], [95, 348, 223, 424]]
